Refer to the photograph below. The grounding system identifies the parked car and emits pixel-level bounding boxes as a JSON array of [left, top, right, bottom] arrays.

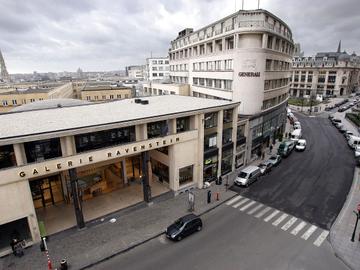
[[348, 135, 360, 149], [234, 165, 262, 187], [258, 160, 273, 175], [166, 214, 202, 241], [268, 155, 282, 166], [290, 129, 302, 141], [355, 146, 360, 158], [335, 122, 343, 129], [295, 139, 307, 151], [345, 131, 354, 140], [328, 114, 335, 120], [339, 126, 347, 133], [277, 140, 295, 157], [331, 118, 341, 125]]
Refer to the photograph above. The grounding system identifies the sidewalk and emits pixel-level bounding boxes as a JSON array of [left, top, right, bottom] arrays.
[[330, 167, 360, 270], [289, 97, 346, 116], [1, 182, 237, 270]]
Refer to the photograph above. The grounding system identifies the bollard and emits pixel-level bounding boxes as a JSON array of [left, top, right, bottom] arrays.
[[207, 190, 211, 204], [60, 259, 68, 270], [216, 192, 219, 201]]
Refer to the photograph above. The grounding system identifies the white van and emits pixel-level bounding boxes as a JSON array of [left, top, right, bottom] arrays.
[[290, 129, 302, 141], [234, 166, 261, 187], [348, 135, 360, 149]]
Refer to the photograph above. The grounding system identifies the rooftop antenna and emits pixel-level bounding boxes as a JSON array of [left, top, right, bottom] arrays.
[[258, 0, 260, 9]]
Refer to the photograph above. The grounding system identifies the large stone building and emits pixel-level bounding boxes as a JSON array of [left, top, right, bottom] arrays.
[[80, 82, 133, 102], [168, 9, 294, 160], [0, 95, 239, 255], [290, 42, 360, 98], [145, 57, 170, 81]]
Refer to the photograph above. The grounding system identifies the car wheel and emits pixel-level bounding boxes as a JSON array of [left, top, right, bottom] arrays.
[[177, 236, 182, 241], [197, 225, 202, 231]]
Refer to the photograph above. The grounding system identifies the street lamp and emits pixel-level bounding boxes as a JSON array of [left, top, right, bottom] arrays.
[[350, 204, 360, 242]]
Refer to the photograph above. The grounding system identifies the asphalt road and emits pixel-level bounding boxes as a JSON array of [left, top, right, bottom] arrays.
[[231, 113, 355, 230], [90, 205, 348, 270]]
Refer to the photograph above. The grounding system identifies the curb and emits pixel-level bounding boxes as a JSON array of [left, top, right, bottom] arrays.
[[329, 166, 359, 270], [79, 191, 238, 270]]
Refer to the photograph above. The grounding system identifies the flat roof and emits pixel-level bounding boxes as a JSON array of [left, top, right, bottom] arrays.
[[0, 96, 239, 140], [82, 86, 132, 91], [0, 88, 53, 95]]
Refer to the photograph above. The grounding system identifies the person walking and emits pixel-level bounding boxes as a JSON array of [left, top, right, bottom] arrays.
[[269, 144, 273, 154]]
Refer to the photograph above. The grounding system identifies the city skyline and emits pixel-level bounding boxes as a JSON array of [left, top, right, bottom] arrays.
[[0, 0, 359, 73]]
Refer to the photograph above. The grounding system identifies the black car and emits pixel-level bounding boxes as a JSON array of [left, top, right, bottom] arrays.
[[166, 214, 202, 241]]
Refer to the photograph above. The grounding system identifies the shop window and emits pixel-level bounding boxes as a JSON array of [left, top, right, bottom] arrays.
[[147, 120, 168, 139], [0, 145, 17, 169], [75, 126, 136, 153], [222, 128, 232, 144], [221, 148, 233, 175], [223, 109, 233, 123], [25, 138, 62, 163], [151, 159, 169, 183], [176, 117, 190, 133], [179, 165, 193, 185], [204, 112, 218, 128], [204, 133, 217, 151], [236, 153, 244, 168], [0, 218, 31, 251], [203, 154, 218, 182]]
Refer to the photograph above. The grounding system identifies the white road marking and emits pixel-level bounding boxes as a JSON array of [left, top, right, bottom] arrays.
[[226, 195, 242, 206], [313, 230, 329, 247], [239, 201, 256, 212], [291, 221, 307, 236], [264, 210, 280, 222], [232, 198, 249, 209], [255, 207, 272, 218], [247, 204, 263, 215], [272, 213, 288, 227], [281, 217, 298, 231], [301, 225, 317, 240]]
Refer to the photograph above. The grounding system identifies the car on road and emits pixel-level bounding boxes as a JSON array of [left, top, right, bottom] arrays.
[[166, 214, 202, 241], [331, 118, 341, 125], [234, 165, 261, 187], [295, 139, 307, 151], [258, 160, 273, 175], [277, 140, 295, 157], [348, 135, 360, 149], [268, 155, 282, 166]]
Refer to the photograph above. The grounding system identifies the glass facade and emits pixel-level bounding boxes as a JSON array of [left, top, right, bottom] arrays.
[[223, 109, 233, 123], [176, 117, 190, 133], [75, 126, 136, 153], [179, 165, 193, 186], [151, 158, 169, 183], [147, 120, 168, 139], [222, 128, 232, 144], [203, 153, 218, 182], [0, 145, 16, 169], [204, 133, 217, 151], [221, 147, 233, 175], [25, 138, 62, 163], [204, 112, 217, 128]]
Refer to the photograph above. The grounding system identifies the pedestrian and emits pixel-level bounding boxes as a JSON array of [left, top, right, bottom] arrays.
[[269, 144, 273, 154], [261, 151, 265, 160]]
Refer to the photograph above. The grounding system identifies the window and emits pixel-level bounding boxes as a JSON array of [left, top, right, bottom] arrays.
[[204, 133, 217, 151], [199, 78, 205, 86], [214, 79, 222, 88], [206, 78, 213, 87], [328, 76, 336, 83], [152, 60, 157, 64], [266, 59, 272, 71], [0, 145, 17, 169], [225, 59, 233, 70], [109, 95, 114, 99], [222, 128, 232, 144], [12, 100, 17, 105], [30, 99, 35, 102], [223, 109, 233, 123], [75, 126, 135, 153], [24, 138, 62, 163], [221, 148, 233, 175], [176, 117, 190, 133], [204, 112, 218, 128], [152, 73, 158, 77], [224, 80, 232, 90], [2, 100, 8, 106], [215, 60, 222, 70], [125, 94, 129, 98], [86, 96, 91, 100], [117, 94, 121, 99], [147, 120, 168, 138], [179, 165, 193, 185]]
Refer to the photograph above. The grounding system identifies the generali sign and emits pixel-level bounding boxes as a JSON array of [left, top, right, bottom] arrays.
[[0, 131, 198, 185]]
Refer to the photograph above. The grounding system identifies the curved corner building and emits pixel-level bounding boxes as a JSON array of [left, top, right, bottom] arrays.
[[169, 9, 294, 160]]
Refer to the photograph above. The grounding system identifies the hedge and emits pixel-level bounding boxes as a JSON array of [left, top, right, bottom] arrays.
[[345, 113, 360, 127]]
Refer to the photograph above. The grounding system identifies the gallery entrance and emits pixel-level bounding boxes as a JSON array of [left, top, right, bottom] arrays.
[[30, 174, 64, 209]]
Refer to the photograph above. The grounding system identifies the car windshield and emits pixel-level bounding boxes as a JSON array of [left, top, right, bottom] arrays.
[[259, 164, 266, 168], [238, 172, 248, 178], [278, 144, 285, 150], [174, 219, 184, 228], [269, 157, 276, 161]]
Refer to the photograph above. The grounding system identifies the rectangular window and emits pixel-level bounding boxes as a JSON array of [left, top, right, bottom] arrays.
[[266, 59, 272, 71], [222, 128, 233, 144], [214, 79, 222, 88], [117, 94, 121, 99], [2, 100, 8, 106], [225, 59, 233, 70], [109, 95, 114, 99], [199, 78, 205, 86], [193, 77, 199, 85], [204, 112, 218, 128], [0, 145, 17, 169], [24, 138, 62, 163], [12, 100, 17, 105], [75, 126, 136, 153], [204, 133, 217, 151], [224, 80, 232, 90], [223, 109, 233, 123], [176, 117, 190, 133], [147, 120, 168, 139]]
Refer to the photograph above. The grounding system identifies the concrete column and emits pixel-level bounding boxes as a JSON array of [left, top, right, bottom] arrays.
[[169, 118, 177, 134], [13, 143, 26, 166], [231, 108, 238, 172], [262, 33, 268, 49], [60, 136, 76, 157], [25, 181, 41, 243], [136, 124, 148, 141], [197, 114, 204, 188], [121, 159, 128, 185], [141, 152, 151, 202], [69, 168, 85, 229], [168, 144, 178, 191], [217, 110, 224, 177], [222, 38, 226, 51]]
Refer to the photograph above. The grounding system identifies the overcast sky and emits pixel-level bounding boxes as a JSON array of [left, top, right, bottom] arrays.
[[0, 0, 359, 73]]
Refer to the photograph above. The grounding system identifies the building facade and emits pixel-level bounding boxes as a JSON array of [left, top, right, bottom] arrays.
[[0, 96, 239, 256], [81, 83, 133, 102], [145, 57, 170, 81], [125, 65, 145, 80], [168, 9, 293, 161], [290, 44, 360, 98], [142, 82, 190, 96]]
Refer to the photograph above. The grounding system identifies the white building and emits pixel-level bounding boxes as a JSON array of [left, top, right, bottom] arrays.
[[125, 65, 145, 80], [290, 42, 360, 97], [169, 9, 294, 160], [145, 57, 170, 81]]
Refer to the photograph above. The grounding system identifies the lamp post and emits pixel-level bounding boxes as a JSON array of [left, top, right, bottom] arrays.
[[350, 204, 360, 242]]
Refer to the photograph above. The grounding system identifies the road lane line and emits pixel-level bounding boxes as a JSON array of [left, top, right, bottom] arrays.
[[313, 230, 329, 247], [281, 217, 298, 231], [226, 195, 242, 206], [291, 221, 307, 235], [272, 213, 288, 227], [255, 207, 271, 218], [247, 204, 263, 215], [301, 225, 317, 240], [232, 198, 249, 209], [239, 201, 256, 212], [264, 210, 280, 222]]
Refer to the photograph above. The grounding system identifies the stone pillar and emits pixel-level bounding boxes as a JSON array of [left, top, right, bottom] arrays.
[[169, 118, 177, 134], [197, 114, 204, 188], [232, 108, 238, 172], [136, 124, 148, 141], [13, 143, 26, 165], [121, 159, 128, 185], [60, 136, 76, 157], [262, 33, 268, 49], [217, 110, 224, 178], [141, 152, 151, 202], [69, 168, 85, 229]]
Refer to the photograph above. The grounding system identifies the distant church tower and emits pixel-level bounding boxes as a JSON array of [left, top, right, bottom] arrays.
[[337, 40, 341, 53], [0, 49, 11, 82]]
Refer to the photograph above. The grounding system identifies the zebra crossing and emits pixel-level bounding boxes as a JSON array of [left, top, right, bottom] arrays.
[[225, 195, 329, 248]]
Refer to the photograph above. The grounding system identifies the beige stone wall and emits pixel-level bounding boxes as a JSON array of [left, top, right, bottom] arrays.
[[143, 83, 190, 96], [81, 88, 132, 101]]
